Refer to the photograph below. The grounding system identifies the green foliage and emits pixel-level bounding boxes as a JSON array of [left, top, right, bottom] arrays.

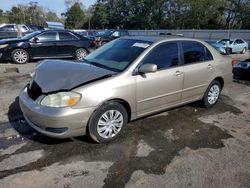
[[64, 2, 86, 29], [1, 0, 250, 29], [90, 0, 250, 29], [91, 2, 109, 29], [0, 2, 61, 26]]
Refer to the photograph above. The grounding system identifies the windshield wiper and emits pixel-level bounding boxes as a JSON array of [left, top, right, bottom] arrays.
[[82, 59, 120, 73]]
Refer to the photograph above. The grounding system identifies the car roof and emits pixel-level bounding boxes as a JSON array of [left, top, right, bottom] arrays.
[[41, 29, 71, 32], [122, 35, 189, 43], [220, 38, 244, 41]]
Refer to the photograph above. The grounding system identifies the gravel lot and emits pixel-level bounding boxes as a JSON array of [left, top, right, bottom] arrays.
[[0, 53, 249, 188]]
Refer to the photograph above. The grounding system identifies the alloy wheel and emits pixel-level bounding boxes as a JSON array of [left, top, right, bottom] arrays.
[[13, 50, 28, 64], [207, 85, 220, 105], [76, 48, 87, 60], [97, 110, 124, 139]]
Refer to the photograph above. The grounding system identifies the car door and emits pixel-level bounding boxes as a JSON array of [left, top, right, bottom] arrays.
[[232, 39, 244, 53], [29, 31, 58, 58], [136, 42, 183, 117], [57, 31, 79, 57], [181, 41, 215, 102], [236, 39, 246, 52]]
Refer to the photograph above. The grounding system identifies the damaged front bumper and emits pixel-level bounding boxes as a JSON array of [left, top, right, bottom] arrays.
[[19, 87, 95, 139]]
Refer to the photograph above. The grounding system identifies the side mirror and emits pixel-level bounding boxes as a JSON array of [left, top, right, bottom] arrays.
[[138, 64, 157, 74], [33, 37, 39, 43]]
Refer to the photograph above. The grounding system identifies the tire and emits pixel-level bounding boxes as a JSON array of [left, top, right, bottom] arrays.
[[11, 49, 29, 64], [101, 41, 108, 46], [201, 80, 222, 108], [75, 48, 88, 60], [241, 47, 247, 54], [225, 48, 231, 55], [88, 102, 128, 143]]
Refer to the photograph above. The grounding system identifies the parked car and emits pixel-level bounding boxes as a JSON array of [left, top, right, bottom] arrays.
[[26, 25, 45, 31], [0, 30, 96, 64], [233, 59, 250, 80], [19, 36, 232, 143], [95, 29, 129, 46], [72, 30, 97, 40], [0, 24, 32, 39], [211, 38, 248, 55]]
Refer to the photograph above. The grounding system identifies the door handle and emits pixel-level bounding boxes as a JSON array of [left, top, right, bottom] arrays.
[[175, 70, 183, 76], [207, 64, 213, 70]]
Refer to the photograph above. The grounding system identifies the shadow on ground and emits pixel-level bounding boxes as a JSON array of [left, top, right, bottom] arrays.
[[3, 95, 242, 187]]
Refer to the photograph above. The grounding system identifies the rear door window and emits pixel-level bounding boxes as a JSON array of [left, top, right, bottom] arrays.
[[59, 32, 78, 41], [182, 42, 211, 64], [236, 39, 244, 44]]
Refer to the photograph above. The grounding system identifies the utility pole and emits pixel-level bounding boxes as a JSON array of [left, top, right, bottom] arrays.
[[88, 16, 91, 30]]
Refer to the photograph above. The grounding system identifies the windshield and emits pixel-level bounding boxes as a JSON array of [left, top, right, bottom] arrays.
[[85, 39, 152, 72], [218, 39, 233, 44], [21, 31, 41, 40]]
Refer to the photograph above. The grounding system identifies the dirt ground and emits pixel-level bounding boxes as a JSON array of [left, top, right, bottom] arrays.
[[0, 53, 249, 188]]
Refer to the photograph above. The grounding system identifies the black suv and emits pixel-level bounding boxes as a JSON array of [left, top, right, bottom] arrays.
[[95, 30, 129, 46]]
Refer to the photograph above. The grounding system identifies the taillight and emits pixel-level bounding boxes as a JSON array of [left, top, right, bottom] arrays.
[[92, 40, 97, 47], [232, 60, 238, 67]]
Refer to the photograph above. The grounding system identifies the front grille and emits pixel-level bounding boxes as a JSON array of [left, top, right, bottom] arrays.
[[27, 81, 43, 101]]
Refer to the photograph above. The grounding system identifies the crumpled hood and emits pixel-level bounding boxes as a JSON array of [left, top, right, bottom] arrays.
[[33, 60, 115, 93], [212, 42, 224, 48]]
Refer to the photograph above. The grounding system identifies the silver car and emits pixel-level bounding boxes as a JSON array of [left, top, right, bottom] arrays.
[[213, 38, 249, 54], [19, 36, 232, 143]]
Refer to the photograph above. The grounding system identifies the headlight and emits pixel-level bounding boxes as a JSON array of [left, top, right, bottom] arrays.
[[0, 44, 8, 49], [40, 92, 81, 107]]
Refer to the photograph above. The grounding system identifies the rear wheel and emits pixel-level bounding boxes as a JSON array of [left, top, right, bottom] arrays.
[[241, 47, 247, 54], [11, 49, 29, 64], [75, 48, 88, 60], [88, 102, 128, 143], [201, 80, 221, 108], [101, 41, 108, 46]]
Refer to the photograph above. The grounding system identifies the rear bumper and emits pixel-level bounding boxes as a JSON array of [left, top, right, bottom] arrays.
[[19, 87, 95, 138], [233, 68, 250, 80]]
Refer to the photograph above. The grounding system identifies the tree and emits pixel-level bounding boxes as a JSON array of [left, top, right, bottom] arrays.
[[46, 11, 61, 22], [91, 1, 109, 29], [0, 9, 9, 24], [64, 1, 86, 29]]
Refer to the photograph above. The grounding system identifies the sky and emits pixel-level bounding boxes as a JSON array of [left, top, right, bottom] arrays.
[[1, 0, 96, 15]]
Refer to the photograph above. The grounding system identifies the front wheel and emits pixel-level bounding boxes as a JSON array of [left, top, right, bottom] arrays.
[[88, 102, 128, 143], [201, 80, 221, 108], [225, 48, 231, 55], [75, 48, 88, 60], [11, 49, 29, 64]]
